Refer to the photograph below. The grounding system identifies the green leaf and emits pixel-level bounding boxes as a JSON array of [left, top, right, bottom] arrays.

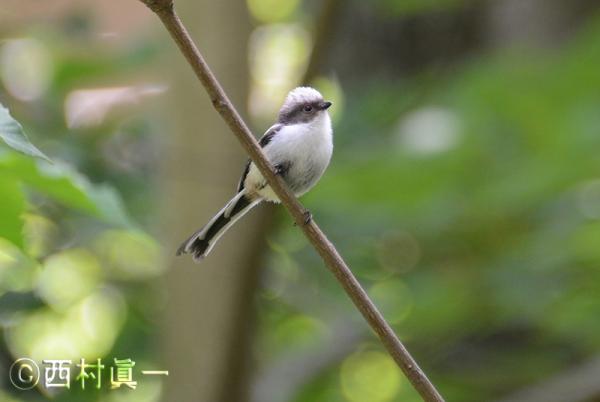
[[0, 103, 51, 162], [0, 174, 26, 247], [81, 182, 135, 227], [0, 155, 95, 212], [0, 153, 134, 227]]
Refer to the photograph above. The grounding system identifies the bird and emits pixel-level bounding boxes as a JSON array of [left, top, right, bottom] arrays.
[[176, 86, 334, 261]]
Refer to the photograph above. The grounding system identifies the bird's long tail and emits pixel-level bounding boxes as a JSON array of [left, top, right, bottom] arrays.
[[176, 191, 262, 261]]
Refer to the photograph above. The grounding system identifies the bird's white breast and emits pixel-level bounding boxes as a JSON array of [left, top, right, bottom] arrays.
[[245, 112, 333, 201]]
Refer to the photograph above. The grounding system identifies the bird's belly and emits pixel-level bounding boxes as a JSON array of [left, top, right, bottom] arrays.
[[285, 150, 330, 195], [245, 124, 332, 202], [244, 152, 331, 202]]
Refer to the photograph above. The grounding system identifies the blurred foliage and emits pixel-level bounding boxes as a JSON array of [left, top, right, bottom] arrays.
[[247, 0, 301, 23], [0, 13, 164, 402], [257, 11, 600, 402], [375, 0, 469, 17], [0, 103, 50, 161], [3, 1, 600, 402]]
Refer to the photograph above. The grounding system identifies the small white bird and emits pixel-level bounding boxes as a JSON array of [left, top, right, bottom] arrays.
[[177, 87, 333, 261]]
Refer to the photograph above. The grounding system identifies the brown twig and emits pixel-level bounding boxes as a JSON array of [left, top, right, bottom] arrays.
[[139, 1, 444, 400]]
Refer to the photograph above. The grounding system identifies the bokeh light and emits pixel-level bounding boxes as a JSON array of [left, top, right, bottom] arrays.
[[396, 106, 462, 155], [247, 0, 301, 23], [0, 38, 52, 101], [340, 350, 402, 402], [248, 24, 311, 122], [22, 213, 59, 259], [93, 229, 164, 280], [6, 288, 126, 364], [0, 238, 40, 294], [376, 230, 421, 274], [64, 85, 167, 129], [369, 279, 413, 324], [36, 249, 103, 311], [273, 314, 329, 352]]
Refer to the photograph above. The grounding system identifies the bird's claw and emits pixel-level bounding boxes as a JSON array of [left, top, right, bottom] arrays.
[[303, 210, 312, 225], [293, 210, 312, 226], [302, 210, 312, 225]]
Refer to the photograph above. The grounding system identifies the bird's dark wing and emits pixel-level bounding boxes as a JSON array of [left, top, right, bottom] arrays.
[[237, 123, 283, 192], [258, 123, 282, 147], [237, 160, 252, 193]]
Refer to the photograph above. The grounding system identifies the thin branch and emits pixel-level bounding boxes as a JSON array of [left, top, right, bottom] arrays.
[[139, 1, 444, 400]]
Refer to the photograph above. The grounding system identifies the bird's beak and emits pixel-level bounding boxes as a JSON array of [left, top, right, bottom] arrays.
[[319, 101, 332, 110]]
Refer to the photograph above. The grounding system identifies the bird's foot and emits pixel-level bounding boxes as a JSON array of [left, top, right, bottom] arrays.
[[303, 210, 312, 225], [293, 210, 312, 226]]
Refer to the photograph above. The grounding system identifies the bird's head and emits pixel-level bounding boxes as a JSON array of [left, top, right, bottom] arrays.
[[278, 87, 332, 125]]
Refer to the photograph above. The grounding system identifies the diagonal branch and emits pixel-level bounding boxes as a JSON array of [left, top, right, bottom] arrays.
[[138, 1, 444, 400]]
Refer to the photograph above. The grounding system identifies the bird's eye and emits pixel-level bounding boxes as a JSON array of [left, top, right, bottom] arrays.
[[303, 105, 313, 112]]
